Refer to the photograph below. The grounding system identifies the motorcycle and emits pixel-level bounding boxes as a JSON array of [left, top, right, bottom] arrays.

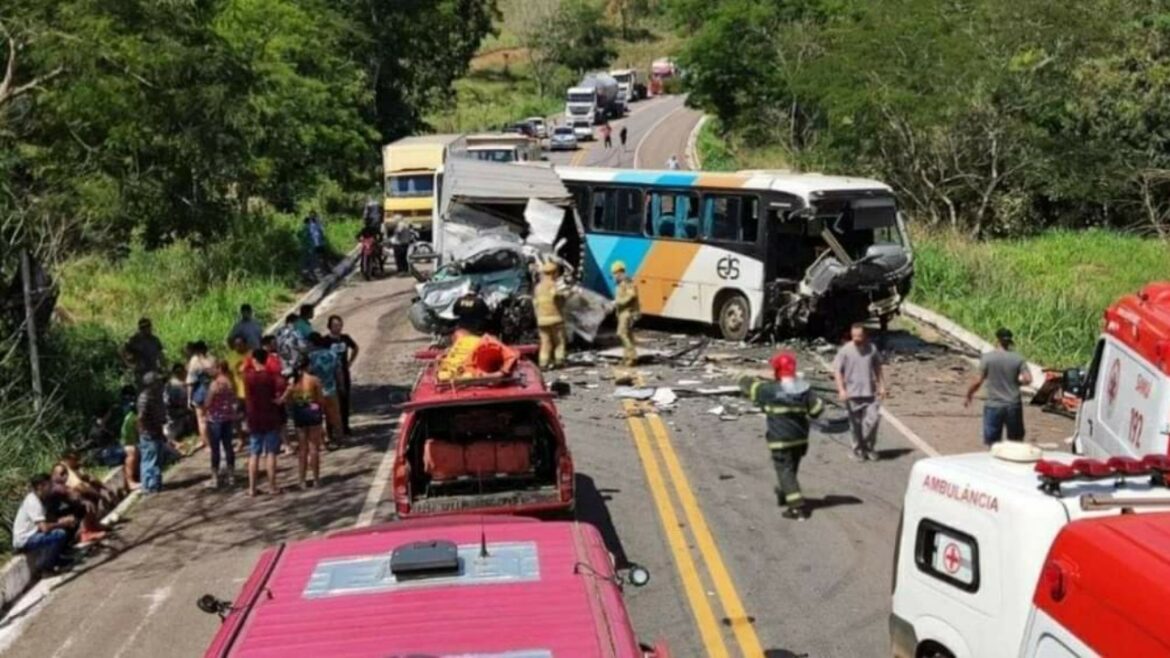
[[358, 233, 385, 280]]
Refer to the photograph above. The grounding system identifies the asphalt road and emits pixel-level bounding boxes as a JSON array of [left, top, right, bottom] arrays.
[[1, 96, 1072, 658]]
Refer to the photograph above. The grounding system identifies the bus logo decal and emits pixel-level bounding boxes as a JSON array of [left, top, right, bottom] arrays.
[[716, 255, 740, 280]]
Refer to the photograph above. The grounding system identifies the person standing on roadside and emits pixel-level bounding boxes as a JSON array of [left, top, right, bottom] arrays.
[[833, 324, 887, 462], [281, 364, 326, 489], [186, 341, 217, 450], [389, 220, 417, 276], [619, 126, 628, 149], [249, 335, 284, 375], [965, 328, 1032, 445], [326, 315, 359, 437], [533, 261, 567, 370], [203, 361, 237, 488], [137, 372, 167, 493], [602, 123, 613, 149], [121, 317, 164, 385], [665, 154, 680, 170], [295, 304, 314, 338], [276, 314, 307, 376], [739, 352, 824, 520], [119, 385, 142, 490], [244, 349, 286, 496], [226, 304, 263, 350], [308, 332, 343, 445]]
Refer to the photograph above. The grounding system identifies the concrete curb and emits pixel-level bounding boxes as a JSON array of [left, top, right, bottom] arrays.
[[901, 301, 1046, 394], [0, 248, 358, 612], [265, 247, 360, 334], [685, 114, 710, 170]]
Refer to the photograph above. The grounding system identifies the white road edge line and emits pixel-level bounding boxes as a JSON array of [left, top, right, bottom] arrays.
[[634, 101, 686, 169], [355, 417, 400, 527], [814, 354, 941, 457]]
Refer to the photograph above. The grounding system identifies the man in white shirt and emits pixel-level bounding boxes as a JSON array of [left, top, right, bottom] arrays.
[[12, 474, 76, 572]]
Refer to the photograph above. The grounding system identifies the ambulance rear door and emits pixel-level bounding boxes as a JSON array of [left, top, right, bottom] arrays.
[[1078, 335, 1169, 458], [893, 461, 1006, 658]]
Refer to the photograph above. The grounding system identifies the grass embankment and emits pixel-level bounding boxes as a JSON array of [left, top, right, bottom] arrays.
[[695, 118, 790, 172], [695, 122, 1169, 367], [911, 230, 1170, 366], [0, 213, 356, 551]]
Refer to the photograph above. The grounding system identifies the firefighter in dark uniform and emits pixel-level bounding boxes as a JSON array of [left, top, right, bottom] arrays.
[[739, 351, 824, 520], [452, 288, 490, 336]]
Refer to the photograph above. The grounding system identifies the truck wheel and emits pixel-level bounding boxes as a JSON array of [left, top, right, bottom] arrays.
[[716, 293, 750, 342]]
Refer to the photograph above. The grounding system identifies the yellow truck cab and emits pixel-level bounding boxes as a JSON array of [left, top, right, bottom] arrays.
[[382, 134, 466, 237]]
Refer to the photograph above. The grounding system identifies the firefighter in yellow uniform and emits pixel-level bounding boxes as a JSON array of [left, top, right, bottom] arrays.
[[611, 261, 639, 367], [533, 261, 567, 369]]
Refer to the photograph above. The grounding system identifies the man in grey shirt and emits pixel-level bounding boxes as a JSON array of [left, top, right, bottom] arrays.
[[965, 328, 1032, 445], [833, 324, 887, 461]]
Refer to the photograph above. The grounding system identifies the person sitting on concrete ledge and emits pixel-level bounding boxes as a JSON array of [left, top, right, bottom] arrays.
[[12, 474, 77, 574], [51, 452, 112, 544]]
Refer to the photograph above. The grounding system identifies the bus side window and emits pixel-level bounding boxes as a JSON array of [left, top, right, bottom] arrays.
[[646, 191, 699, 239], [702, 195, 759, 243], [592, 187, 643, 235]]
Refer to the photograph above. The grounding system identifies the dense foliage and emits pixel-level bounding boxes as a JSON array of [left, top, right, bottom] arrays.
[[674, 0, 1170, 239], [0, 0, 496, 533]]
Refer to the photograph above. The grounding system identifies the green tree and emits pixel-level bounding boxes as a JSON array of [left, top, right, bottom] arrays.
[[549, 0, 616, 74]]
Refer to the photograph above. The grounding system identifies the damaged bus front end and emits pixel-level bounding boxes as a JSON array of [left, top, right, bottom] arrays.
[[763, 189, 913, 339]]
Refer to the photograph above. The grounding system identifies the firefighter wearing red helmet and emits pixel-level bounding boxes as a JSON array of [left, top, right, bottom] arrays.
[[739, 351, 824, 520]]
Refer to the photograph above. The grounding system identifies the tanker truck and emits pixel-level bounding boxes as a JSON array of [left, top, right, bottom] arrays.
[[564, 73, 620, 125]]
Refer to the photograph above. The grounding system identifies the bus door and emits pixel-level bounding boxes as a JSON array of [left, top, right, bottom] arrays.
[[643, 189, 704, 321]]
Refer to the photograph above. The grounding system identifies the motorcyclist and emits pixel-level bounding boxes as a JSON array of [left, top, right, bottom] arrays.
[[361, 197, 383, 232]]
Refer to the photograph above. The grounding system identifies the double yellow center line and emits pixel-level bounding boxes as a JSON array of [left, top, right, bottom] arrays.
[[622, 401, 765, 657]]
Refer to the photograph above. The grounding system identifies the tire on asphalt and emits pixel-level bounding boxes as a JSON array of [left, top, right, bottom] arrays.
[[715, 292, 750, 342]]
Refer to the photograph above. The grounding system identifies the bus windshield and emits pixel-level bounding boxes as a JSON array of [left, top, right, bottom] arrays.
[[817, 197, 907, 259], [387, 174, 434, 198]]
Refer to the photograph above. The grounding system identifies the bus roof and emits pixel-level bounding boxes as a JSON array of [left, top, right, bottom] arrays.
[[205, 518, 642, 657], [385, 134, 464, 147], [553, 166, 893, 201]]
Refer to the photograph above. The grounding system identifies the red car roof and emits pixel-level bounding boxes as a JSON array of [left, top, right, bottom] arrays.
[[405, 358, 554, 410], [205, 518, 643, 657], [1104, 282, 1170, 376], [1033, 512, 1170, 656]]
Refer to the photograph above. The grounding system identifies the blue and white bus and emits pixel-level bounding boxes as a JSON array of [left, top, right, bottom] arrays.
[[556, 167, 914, 340]]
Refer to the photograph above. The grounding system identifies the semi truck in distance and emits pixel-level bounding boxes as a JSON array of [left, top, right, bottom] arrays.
[[609, 68, 646, 103], [565, 73, 620, 125]]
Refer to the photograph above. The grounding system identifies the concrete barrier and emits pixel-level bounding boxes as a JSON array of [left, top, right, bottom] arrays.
[[901, 301, 1046, 394]]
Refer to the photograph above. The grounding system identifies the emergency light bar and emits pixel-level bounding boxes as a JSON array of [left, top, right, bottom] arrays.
[[1035, 455, 1170, 496]]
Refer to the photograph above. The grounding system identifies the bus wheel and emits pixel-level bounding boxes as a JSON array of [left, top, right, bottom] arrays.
[[716, 293, 750, 342]]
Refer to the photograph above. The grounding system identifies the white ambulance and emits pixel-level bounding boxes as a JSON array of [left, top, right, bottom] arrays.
[[890, 442, 1170, 658], [1065, 282, 1170, 458]]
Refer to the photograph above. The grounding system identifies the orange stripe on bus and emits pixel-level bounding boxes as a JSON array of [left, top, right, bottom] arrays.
[[693, 173, 751, 189], [635, 242, 700, 315]]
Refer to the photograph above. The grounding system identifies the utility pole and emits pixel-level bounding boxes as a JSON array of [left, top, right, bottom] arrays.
[[20, 248, 43, 413]]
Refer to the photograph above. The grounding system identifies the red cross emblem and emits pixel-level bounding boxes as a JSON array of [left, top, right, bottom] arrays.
[[943, 543, 962, 574], [1105, 359, 1121, 418]]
